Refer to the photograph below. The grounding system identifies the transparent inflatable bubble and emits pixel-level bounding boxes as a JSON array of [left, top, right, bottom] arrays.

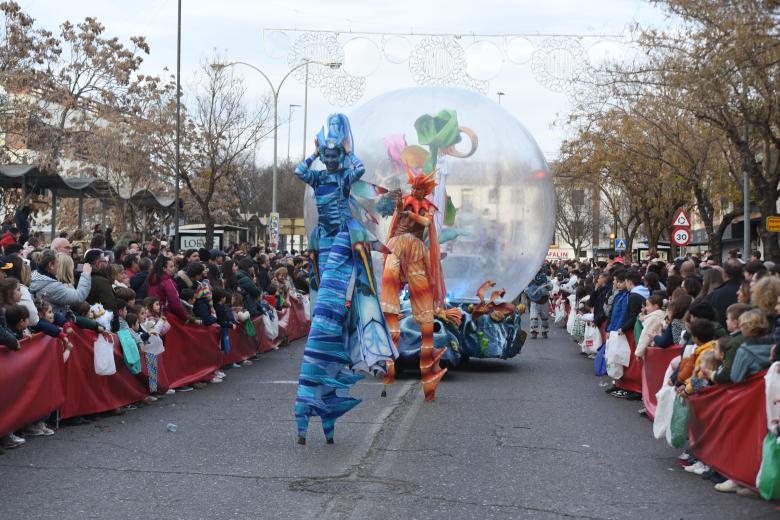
[[304, 86, 555, 302]]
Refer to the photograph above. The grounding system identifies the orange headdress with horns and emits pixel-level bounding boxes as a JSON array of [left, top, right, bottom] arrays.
[[407, 166, 437, 196]]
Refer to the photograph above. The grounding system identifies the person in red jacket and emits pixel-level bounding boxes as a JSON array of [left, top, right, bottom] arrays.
[[145, 255, 188, 322], [0, 227, 20, 251]]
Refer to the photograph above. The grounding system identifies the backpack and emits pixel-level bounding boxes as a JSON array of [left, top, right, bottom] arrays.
[[527, 284, 549, 304]]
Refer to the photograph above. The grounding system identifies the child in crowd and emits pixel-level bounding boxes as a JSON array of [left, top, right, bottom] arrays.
[[193, 285, 218, 326], [142, 296, 170, 335], [231, 292, 250, 323], [213, 288, 236, 353], [654, 294, 692, 348], [70, 302, 107, 333], [273, 268, 292, 308], [31, 300, 75, 353], [677, 319, 717, 395], [636, 294, 665, 359], [708, 303, 750, 384], [6, 304, 31, 339], [688, 346, 722, 394], [605, 270, 628, 334], [179, 288, 201, 324], [114, 287, 136, 306], [274, 265, 293, 292], [114, 299, 129, 330], [127, 309, 161, 402], [731, 309, 774, 383], [265, 283, 283, 311]]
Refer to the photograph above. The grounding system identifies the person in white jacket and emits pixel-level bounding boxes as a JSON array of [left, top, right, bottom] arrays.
[[635, 294, 666, 359]]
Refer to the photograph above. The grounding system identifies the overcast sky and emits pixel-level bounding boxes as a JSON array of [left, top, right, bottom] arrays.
[[19, 0, 670, 164]]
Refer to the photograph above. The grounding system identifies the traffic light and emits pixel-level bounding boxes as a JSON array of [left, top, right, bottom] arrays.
[[609, 232, 616, 240]]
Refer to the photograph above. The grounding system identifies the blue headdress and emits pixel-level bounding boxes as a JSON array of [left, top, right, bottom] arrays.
[[316, 113, 355, 155]]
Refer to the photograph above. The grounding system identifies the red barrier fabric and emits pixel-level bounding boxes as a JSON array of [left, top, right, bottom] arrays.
[[156, 315, 221, 389], [61, 329, 148, 419], [221, 326, 259, 365], [256, 317, 273, 352], [285, 297, 310, 339], [688, 372, 767, 490], [256, 300, 311, 353], [1, 306, 311, 432], [0, 335, 64, 436], [642, 345, 683, 420], [616, 330, 643, 394]]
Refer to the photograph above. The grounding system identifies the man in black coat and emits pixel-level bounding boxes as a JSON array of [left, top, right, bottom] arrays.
[[255, 253, 272, 292], [705, 260, 743, 328], [590, 272, 612, 327], [621, 270, 647, 334], [13, 206, 31, 244]]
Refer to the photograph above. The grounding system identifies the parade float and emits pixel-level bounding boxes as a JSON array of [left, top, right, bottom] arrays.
[[305, 87, 555, 370]]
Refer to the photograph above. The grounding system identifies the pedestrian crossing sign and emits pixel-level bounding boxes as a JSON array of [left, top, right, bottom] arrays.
[[615, 238, 626, 251]]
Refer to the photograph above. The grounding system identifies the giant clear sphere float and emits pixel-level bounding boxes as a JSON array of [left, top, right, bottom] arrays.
[[304, 86, 555, 302]]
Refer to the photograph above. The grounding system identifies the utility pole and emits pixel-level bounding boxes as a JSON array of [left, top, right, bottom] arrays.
[[174, 0, 181, 252]]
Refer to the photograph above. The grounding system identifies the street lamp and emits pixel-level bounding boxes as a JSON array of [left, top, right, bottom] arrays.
[[211, 59, 342, 213], [287, 103, 301, 162], [497, 91, 505, 105]]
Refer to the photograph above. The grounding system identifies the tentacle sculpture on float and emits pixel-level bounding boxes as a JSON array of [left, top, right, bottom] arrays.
[[459, 281, 527, 360], [292, 113, 397, 445]]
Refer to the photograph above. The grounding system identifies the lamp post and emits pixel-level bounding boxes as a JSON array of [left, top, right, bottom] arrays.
[[174, 0, 182, 252], [211, 59, 341, 213], [497, 91, 505, 105], [287, 103, 301, 162], [302, 62, 309, 161]]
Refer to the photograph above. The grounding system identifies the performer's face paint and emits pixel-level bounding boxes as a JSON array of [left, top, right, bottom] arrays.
[[322, 147, 342, 172], [412, 185, 427, 200]]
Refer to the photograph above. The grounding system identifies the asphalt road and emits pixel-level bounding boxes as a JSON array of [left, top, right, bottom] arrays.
[[1, 326, 776, 520]]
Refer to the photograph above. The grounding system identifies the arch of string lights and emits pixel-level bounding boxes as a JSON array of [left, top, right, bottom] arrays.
[[262, 28, 635, 106]]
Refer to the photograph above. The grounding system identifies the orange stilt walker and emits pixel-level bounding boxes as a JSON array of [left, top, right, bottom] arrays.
[[380, 166, 447, 400]]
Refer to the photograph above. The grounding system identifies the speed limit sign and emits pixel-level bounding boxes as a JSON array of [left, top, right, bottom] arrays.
[[672, 226, 691, 246]]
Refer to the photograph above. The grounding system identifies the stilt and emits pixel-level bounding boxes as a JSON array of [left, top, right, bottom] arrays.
[[420, 321, 446, 401]]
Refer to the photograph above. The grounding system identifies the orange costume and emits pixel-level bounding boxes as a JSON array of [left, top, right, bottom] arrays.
[[381, 167, 447, 400]]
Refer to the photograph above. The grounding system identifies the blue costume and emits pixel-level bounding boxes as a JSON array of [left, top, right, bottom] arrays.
[[293, 113, 397, 444]]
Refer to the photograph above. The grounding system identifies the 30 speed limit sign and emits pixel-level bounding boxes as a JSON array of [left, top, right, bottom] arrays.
[[672, 226, 691, 246]]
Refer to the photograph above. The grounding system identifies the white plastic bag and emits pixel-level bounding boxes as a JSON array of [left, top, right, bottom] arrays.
[[606, 359, 624, 379], [142, 334, 165, 355], [94, 334, 117, 376], [614, 333, 631, 367], [766, 362, 780, 435], [263, 308, 279, 340], [653, 362, 677, 439], [554, 300, 566, 327], [605, 331, 630, 379], [582, 323, 601, 355], [302, 294, 311, 321], [566, 295, 577, 335], [606, 331, 631, 367]]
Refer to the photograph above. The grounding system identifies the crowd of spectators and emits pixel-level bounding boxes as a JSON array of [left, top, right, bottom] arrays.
[[0, 217, 312, 452], [547, 249, 778, 497]]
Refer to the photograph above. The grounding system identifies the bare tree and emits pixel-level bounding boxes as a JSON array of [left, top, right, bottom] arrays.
[[555, 183, 593, 258], [149, 57, 271, 248]]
